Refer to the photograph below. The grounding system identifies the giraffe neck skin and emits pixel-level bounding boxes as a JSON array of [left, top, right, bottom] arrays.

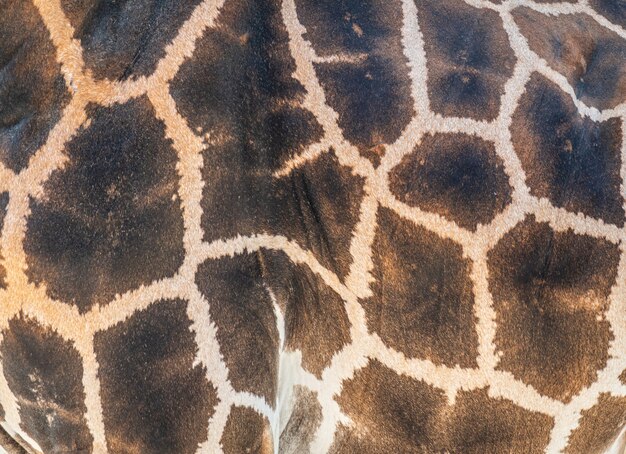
[[0, 0, 625, 453]]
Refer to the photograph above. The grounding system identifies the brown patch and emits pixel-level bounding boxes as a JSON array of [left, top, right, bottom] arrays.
[[221, 406, 273, 454], [330, 359, 446, 453], [513, 9, 626, 110], [488, 216, 619, 401], [24, 97, 185, 313], [511, 74, 624, 226], [279, 386, 322, 454], [565, 394, 626, 454], [0, 0, 69, 171], [60, 0, 203, 80], [195, 253, 279, 404], [1, 315, 93, 453], [362, 207, 478, 367], [296, 0, 414, 162], [390, 133, 512, 231], [620, 369, 626, 385], [441, 388, 553, 453], [261, 251, 350, 378], [94, 299, 217, 454], [416, 0, 516, 120]]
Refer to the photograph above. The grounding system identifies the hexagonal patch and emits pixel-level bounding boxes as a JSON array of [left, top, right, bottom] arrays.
[[94, 299, 217, 453], [513, 8, 626, 110], [416, 0, 516, 120], [488, 216, 620, 402], [0, 0, 70, 172], [362, 207, 479, 368], [1, 315, 92, 452], [61, 0, 203, 80], [511, 73, 624, 226], [390, 132, 512, 231], [296, 0, 414, 164], [24, 96, 185, 313]]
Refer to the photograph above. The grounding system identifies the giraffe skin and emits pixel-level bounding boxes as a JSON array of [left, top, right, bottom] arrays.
[[0, 0, 625, 453]]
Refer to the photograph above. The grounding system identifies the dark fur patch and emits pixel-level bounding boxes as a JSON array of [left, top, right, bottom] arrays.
[[0, 0, 69, 172], [261, 251, 351, 378], [94, 299, 217, 453], [488, 216, 619, 402], [1, 316, 92, 453], [60, 0, 203, 80], [390, 133, 512, 231], [296, 0, 414, 164], [24, 96, 185, 313], [416, 0, 516, 120], [589, 0, 626, 27], [279, 386, 322, 454], [363, 207, 479, 367], [172, 0, 365, 282], [513, 9, 626, 110], [221, 406, 273, 454], [512, 74, 624, 226], [565, 394, 626, 454], [195, 252, 279, 404], [443, 388, 553, 453], [330, 359, 446, 453]]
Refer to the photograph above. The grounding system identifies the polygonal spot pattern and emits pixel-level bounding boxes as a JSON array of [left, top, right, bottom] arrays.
[[511, 73, 624, 226], [363, 207, 479, 368], [488, 216, 619, 402], [24, 96, 185, 313], [61, 0, 203, 80], [0, 0, 69, 172], [1, 315, 92, 453], [513, 9, 626, 110], [390, 132, 512, 231], [94, 299, 217, 454], [296, 0, 414, 164], [416, 0, 516, 120]]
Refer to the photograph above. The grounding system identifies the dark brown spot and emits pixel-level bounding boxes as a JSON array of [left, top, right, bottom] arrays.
[[61, 0, 203, 80], [94, 299, 217, 454], [1, 316, 92, 453], [0, 0, 69, 171], [363, 207, 479, 367], [221, 406, 273, 454], [330, 359, 446, 453], [261, 251, 350, 378], [24, 97, 185, 313], [416, 0, 516, 120], [390, 133, 512, 231], [279, 386, 322, 454], [195, 253, 279, 404], [442, 388, 553, 453], [566, 394, 626, 454], [296, 0, 414, 163], [511, 74, 624, 226], [488, 216, 619, 401], [513, 9, 626, 110]]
